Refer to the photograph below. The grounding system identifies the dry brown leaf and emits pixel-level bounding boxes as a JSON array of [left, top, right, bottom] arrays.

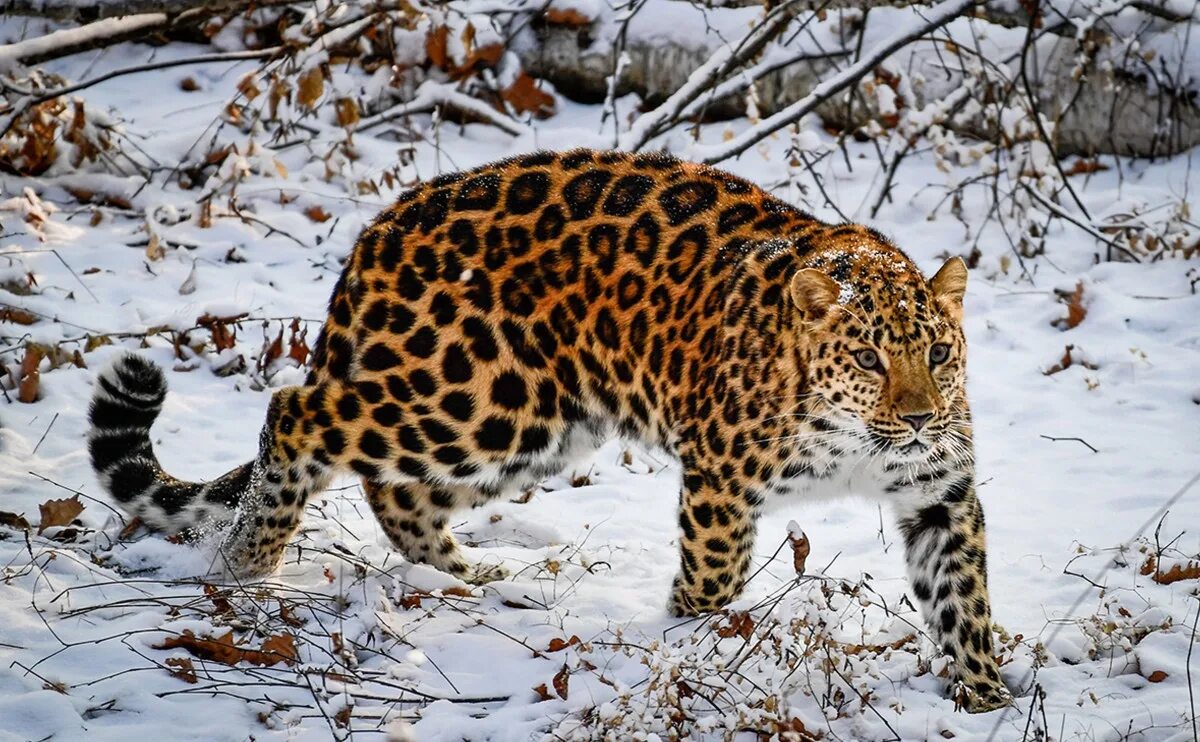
[[769, 717, 823, 741], [63, 186, 94, 203], [460, 21, 477, 52], [552, 664, 570, 700], [844, 634, 916, 656], [1042, 344, 1097, 376], [552, 662, 571, 696], [258, 633, 298, 665], [426, 25, 449, 69], [165, 657, 198, 683], [197, 198, 213, 229], [1, 305, 37, 325], [547, 635, 581, 652], [37, 495, 84, 533], [399, 594, 423, 610], [287, 318, 310, 365], [237, 73, 261, 101], [1057, 281, 1086, 329], [0, 511, 31, 530], [118, 516, 143, 540], [501, 73, 555, 118], [304, 205, 331, 223], [145, 232, 164, 261], [716, 611, 755, 639], [18, 344, 43, 403], [1065, 159, 1109, 176], [197, 313, 244, 352], [278, 601, 302, 627], [204, 145, 231, 166], [0, 100, 63, 176], [154, 630, 297, 667], [203, 584, 234, 616], [268, 78, 291, 120], [155, 631, 242, 665], [259, 326, 284, 373], [179, 77, 199, 92], [788, 526, 810, 575], [543, 8, 592, 26], [532, 682, 552, 701], [1147, 670, 1169, 682], [335, 98, 360, 128], [1151, 561, 1200, 585], [297, 67, 325, 109], [463, 43, 503, 73], [85, 335, 111, 354]]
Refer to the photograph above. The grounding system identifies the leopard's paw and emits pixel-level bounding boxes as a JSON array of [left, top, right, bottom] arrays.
[[464, 562, 509, 585], [961, 682, 1014, 714], [668, 576, 719, 617]]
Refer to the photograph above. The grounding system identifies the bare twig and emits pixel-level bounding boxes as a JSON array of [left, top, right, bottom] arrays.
[[1038, 434, 1099, 454]]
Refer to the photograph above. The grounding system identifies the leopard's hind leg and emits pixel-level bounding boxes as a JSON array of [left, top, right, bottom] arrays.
[[362, 480, 508, 585], [217, 383, 347, 578]]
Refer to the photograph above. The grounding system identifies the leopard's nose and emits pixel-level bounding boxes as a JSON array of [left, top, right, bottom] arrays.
[[899, 412, 933, 431]]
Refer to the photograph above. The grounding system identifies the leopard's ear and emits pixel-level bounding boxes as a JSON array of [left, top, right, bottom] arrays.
[[789, 269, 840, 321], [930, 257, 967, 316]]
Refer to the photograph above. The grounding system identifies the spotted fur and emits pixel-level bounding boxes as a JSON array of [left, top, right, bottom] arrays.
[[88, 148, 1010, 712]]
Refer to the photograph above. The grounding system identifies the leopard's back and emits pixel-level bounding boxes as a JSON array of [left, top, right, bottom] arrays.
[[302, 149, 817, 493]]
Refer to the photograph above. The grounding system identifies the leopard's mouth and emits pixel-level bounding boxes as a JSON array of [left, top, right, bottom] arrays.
[[868, 431, 935, 461], [885, 440, 935, 464]]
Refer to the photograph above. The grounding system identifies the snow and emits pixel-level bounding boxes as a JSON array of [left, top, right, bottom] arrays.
[[0, 12, 1199, 742]]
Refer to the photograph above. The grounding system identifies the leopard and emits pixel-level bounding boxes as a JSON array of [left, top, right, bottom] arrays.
[[87, 148, 1011, 712]]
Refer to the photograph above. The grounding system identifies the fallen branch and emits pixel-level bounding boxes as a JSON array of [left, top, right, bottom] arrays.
[[1039, 435, 1099, 454], [357, 81, 530, 138], [0, 14, 170, 70], [0, 0, 259, 21], [618, 0, 803, 151]]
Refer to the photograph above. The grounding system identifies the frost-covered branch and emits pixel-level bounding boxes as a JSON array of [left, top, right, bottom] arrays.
[[0, 0, 288, 20], [618, 0, 803, 151], [691, 0, 977, 164], [0, 14, 171, 71], [358, 81, 531, 138]]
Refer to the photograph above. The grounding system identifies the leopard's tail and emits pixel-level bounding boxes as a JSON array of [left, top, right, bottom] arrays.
[[88, 353, 252, 533]]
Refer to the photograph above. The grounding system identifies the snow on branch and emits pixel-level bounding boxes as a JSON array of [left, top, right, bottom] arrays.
[[358, 81, 531, 138], [0, 14, 169, 71], [617, 0, 803, 152], [0, 0, 276, 21], [690, 0, 977, 164]]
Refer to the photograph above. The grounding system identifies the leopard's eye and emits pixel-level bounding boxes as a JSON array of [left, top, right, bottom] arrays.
[[854, 349, 881, 371], [930, 343, 951, 366]]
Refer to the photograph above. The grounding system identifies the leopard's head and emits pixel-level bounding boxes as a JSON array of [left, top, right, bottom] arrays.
[[789, 242, 969, 464]]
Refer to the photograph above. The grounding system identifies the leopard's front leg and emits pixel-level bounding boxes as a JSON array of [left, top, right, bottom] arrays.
[[896, 474, 1012, 713], [669, 455, 760, 616]]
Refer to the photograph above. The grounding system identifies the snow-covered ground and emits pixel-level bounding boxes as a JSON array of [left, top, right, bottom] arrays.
[[2, 20, 1200, 742]]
